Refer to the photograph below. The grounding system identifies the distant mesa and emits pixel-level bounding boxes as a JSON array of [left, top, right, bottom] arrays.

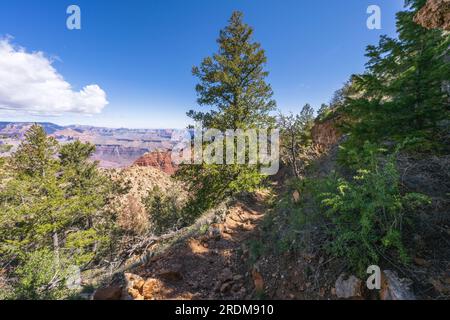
[[133, 150, 178, 175], [0, 122, 178, 170]]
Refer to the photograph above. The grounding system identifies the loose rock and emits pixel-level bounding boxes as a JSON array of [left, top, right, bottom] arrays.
[[252, 269, 264, 292], [335, 273, 362, 299], [380, 270, 415, 300], [142, 278, 164, 300]]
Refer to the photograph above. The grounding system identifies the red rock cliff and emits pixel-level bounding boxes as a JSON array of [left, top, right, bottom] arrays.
[[311, 117, 342, 151], [414, 0, 450, 30], [133, 151, 178, 175]]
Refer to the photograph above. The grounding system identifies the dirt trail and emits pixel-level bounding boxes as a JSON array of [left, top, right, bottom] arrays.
[[127, 191, 269, 300]]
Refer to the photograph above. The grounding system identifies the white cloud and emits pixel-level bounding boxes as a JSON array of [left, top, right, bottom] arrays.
[[0, 38, 108, 115]]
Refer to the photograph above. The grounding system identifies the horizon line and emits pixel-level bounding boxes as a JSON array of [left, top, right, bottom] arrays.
[[0, 120, 190, 131]]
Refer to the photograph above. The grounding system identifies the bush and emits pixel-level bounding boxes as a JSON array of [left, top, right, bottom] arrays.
[[117, 195, 149, 235], [13, 249, 76, 300], [143, 186, 185, 235], [315, 146, 430, 275]]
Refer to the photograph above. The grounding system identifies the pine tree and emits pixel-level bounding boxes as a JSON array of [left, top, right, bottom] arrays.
[[178, 11, 276, 215], [188, 11, 276, 130], [298, 103, 315, 128], [317, 103, 330, 121], [0, 126, 118, 299], [12, 124, 58, 177], [342, 0, 450, 147]]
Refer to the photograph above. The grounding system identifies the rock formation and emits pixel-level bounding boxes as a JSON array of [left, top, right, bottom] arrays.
[[414, 0, 450, 30], [311, 117, 342, 151], [133, 150, 178, 175]]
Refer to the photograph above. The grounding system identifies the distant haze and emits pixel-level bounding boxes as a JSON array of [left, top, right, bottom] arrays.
[[0, 121, 178, 168]]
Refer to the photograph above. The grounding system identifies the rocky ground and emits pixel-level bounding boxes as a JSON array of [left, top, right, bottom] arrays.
[[92, 116, 450, 300], [94, 191, 272, 300]]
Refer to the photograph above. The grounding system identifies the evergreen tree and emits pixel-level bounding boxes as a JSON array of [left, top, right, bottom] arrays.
[[59, 141, 103, 196], [0, 126, 118, 299], [342, 0, 449, 147], [298, 103, 315, 128], [188, 11, 276, 130], [178, 11, 277, 215], [317, 103, 330, 120], [12, 124, 58, 177]]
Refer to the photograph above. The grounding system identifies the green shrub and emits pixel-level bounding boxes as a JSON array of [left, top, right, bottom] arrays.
[[315, 147, 430, 275], [248, 239, 264, 265], [143, 186, 185, 235], [13, 249, 76, 300]]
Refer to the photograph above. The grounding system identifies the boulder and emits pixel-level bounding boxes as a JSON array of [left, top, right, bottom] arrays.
[[142, 278, 165, 300], [380, 270, 415, 300], [127, 287, 144, 300], [123, 273, 145, 300], [125, 272, 145, 290], [335, 273, 363, 299]]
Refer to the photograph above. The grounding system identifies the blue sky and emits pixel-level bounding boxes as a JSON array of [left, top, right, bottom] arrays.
[[0, 0, 405, 129]]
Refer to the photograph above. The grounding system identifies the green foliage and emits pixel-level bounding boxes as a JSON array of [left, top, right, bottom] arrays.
[[340, 0, 449, 150], [274, 140, 431, 276], [143, 186, 185, 235], [267, 178, 321, 254], [0, 125, 119, 299], [248, 239, 264, 265], [269, 0, 446, 280], [13, 249, 75, 299], [12, 124, 59, 177], [178, 11, 276, 215], [338, 141, 388, 169], [198, 224, 209, 235], [178, 163, 264, 217], [316, 103, 332, 122], [278, 104, 315, 177], [0, 157, 6, 174], [0, 144, 12, 153], [188, 11, 276, 130], [314, 146, 430, 275]]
